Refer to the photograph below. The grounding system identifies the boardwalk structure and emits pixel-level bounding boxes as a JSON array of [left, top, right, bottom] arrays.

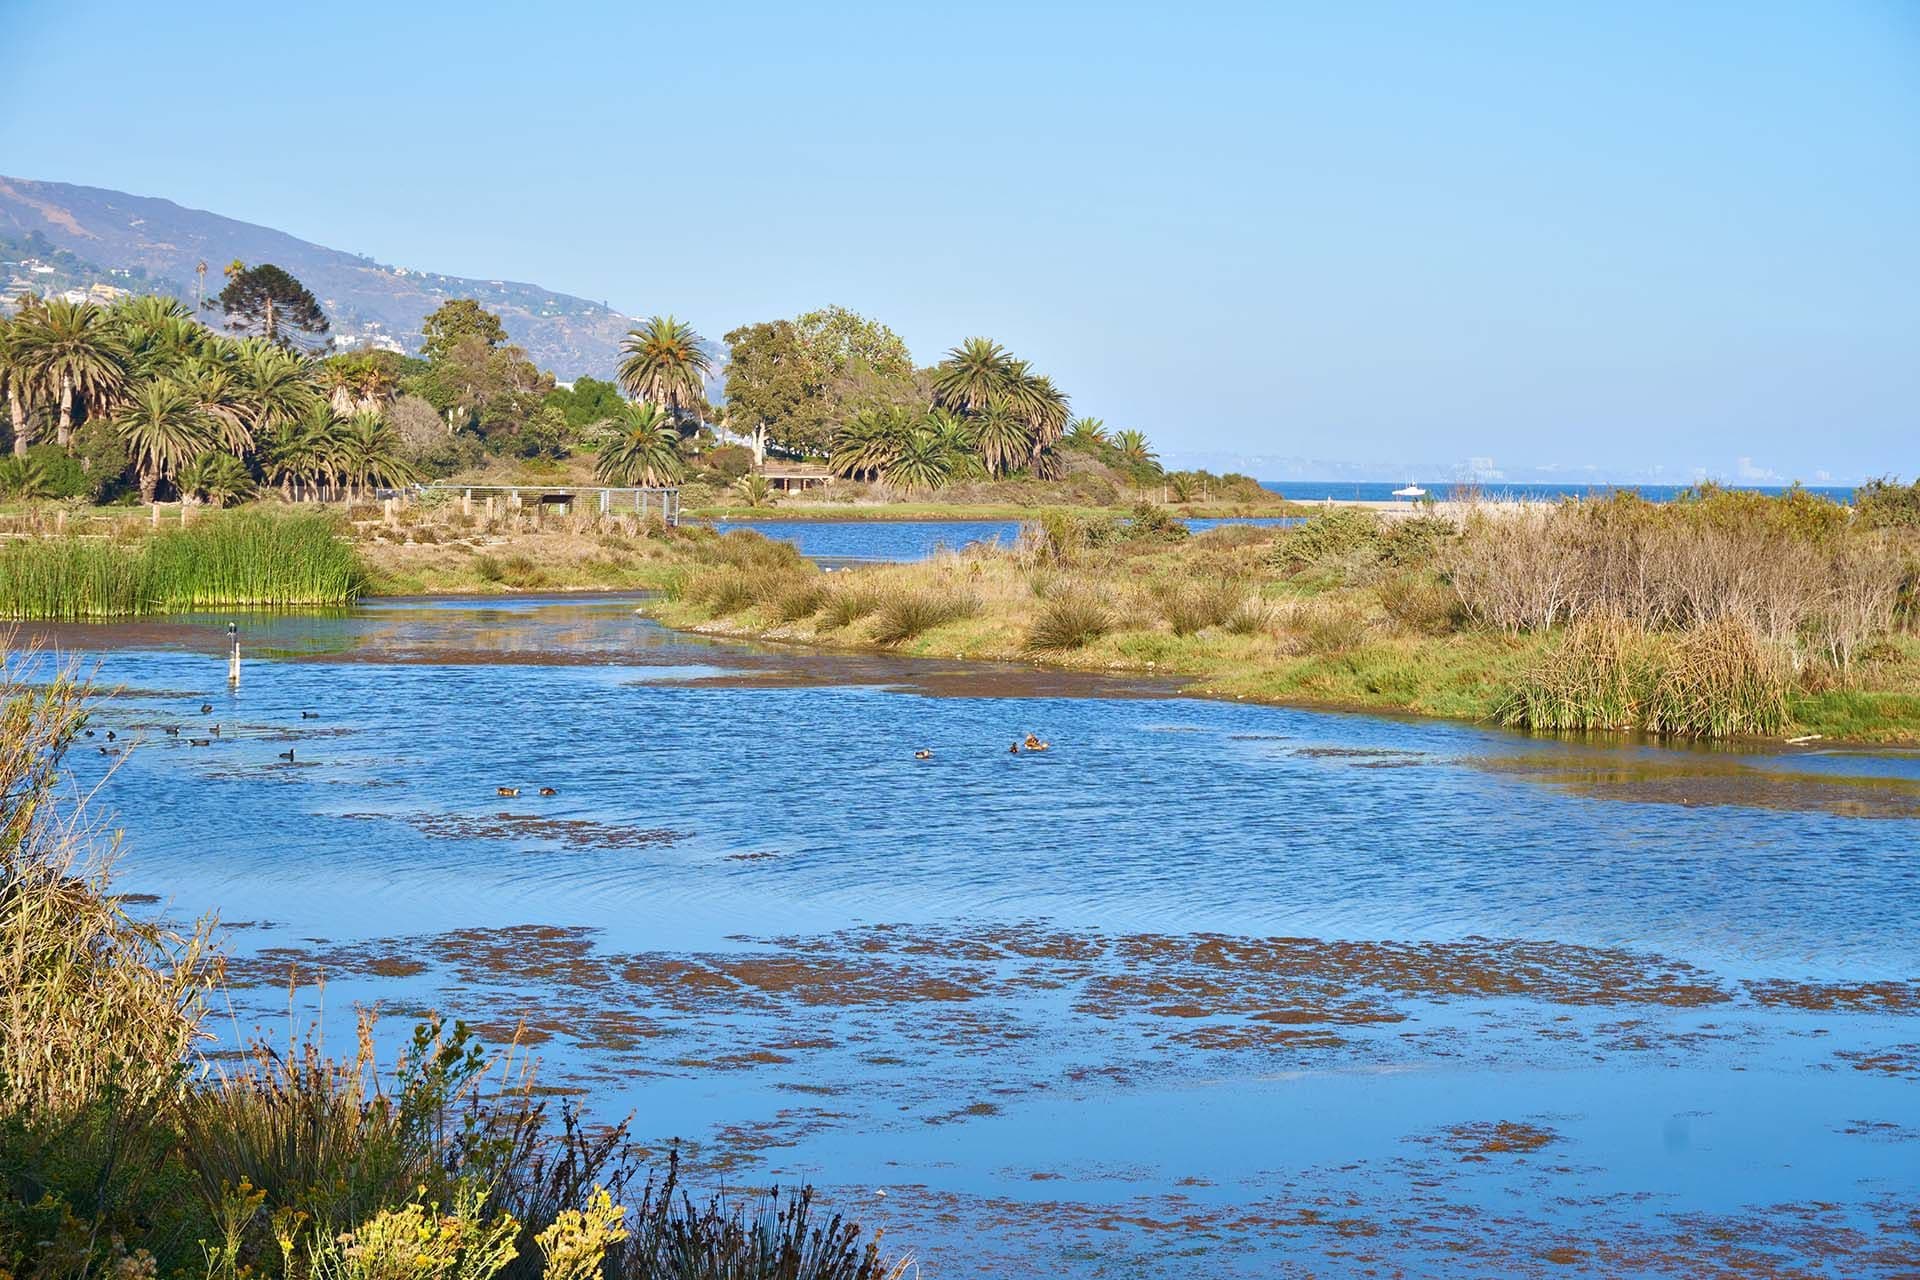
[[413, 483, 682, 525]]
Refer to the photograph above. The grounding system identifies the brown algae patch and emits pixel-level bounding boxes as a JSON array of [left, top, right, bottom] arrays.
[[342, 810, 690, 851], [1746, 978, 1920, 1013], [1423, 1119, 1563, 1159]]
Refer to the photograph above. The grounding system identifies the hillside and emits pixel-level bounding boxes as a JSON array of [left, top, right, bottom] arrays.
[[0, 175, 635, 379]]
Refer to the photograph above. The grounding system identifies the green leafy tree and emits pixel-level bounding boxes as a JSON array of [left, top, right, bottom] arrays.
[[216, 264, 330, 351], [543, 376, 627, 432], [618, 316, 711, 424], [418, 298, 509, 363]]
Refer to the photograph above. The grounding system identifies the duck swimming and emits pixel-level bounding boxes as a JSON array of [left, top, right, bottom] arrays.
[[200, 704, 212, 714], [301, 711, 320, 720], [497, 786, 520, 798], [278, 749, 295, 762], [188, 739, 210, 747], [1009, 742, 1021, 754], [538, 786, 557, 796], [1023, 733, 1049, 752], [914, 749, 933, 760]]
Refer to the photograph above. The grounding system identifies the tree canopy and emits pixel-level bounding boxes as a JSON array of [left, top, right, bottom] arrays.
[[215, 264, 330, 352]]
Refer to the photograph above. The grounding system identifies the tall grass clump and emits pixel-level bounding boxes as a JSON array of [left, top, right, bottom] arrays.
[[0, 511, 364, 619], [869, 588, 978, 645], [1497, 613, 1789, 737], [817, 585, 882, 631], [1024, 590, 1114, 653], [1159, 578, 1245, 636], [1495, 610, 1655, 732], [1643, 617, 1790, 738]]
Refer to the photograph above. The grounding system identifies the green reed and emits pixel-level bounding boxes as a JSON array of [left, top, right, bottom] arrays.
[[0, 511, 365, 619]]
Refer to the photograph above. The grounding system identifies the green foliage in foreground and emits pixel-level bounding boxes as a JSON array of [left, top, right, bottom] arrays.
[[0, 510, 364, 618]]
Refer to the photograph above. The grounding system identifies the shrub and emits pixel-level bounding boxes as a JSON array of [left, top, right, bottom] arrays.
[[1294, 603, 1369, 655], [702, 444, 754, 480], [1856, 476, 1920, 529], [869, 589, 977, 645], [474, 553, 506, 583], [1376, 570, 1462, 635], [1273, 509, 1383, 573], [1024, 591, 1114, 652]]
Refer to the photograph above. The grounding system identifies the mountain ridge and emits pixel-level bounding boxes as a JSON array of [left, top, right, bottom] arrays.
[[0, 175, 635, 379]]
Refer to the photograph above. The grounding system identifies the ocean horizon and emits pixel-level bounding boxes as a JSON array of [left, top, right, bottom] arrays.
[[1257, 479, 1860, 503]]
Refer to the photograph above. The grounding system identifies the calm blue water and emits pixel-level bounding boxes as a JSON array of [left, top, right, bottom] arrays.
[[1260, 479, 1859, 503], [20, 598, 1919, 1277], [711, 516, 1300, 561]]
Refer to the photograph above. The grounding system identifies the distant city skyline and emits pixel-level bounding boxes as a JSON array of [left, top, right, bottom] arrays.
[[2, 0, 1915, 483]]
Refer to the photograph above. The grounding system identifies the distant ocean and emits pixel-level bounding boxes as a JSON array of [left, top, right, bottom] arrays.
[[1258, 480, 1857, 504]]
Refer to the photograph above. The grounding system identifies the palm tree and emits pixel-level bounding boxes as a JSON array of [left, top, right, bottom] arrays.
[[176, 451, 256, 508], [335, 410, 418, 503], [733, 473, 775, 509], [1066, 417, 1108, 448], [263, 403, 340, 501], [884, 429, 953, 495], [0, 314, 42, 458], [931, 338, 1014, 414], [969, 401, 1031, 478], [231, 339, 318, 446], [113, 379, 212, 502], [13, 299, 128, 449], [1115, 428, 1158, 469], [595, 403, 685, 486], [176, 358, 251, 453], [0, 455, 51, 500], [617, 316, 711, 422], [828, 407, 911, 481]]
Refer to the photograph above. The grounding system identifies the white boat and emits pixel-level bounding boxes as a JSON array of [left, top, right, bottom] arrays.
[[1392, 482, 1427, 500]]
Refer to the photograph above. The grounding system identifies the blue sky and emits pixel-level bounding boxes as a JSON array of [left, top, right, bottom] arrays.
[[3, 1, 1916, 482]]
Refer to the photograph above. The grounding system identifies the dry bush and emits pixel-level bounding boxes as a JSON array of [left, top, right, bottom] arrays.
[[771, 579, 831, 623], [1376, 570, 1462, 635], [1449, 497, 1911, 676], [1, 648, 219, 1120]]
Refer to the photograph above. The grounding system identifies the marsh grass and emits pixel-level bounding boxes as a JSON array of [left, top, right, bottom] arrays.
[[1024, 591, 1115, 653], [817, 585, 882, 631], [1160, 578, 1245, 636], [1498, 613, 1790, 737], [0, 511, 363, 619], [869, 588, 979, 645], [1495, 611, 1654, 732]]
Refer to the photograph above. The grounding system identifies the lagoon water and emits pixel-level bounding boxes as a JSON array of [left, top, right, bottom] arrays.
[[29, 594, 1920, 1277], [710, 515, 1301, 562]]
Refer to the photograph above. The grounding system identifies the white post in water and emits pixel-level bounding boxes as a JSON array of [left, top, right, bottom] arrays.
[[227, 622, 240, 688]]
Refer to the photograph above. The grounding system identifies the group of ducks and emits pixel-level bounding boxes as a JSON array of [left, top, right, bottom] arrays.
[[88, 703, 325, 756], [497, 786, 559, 798], [912, 733, 1051, 761]]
